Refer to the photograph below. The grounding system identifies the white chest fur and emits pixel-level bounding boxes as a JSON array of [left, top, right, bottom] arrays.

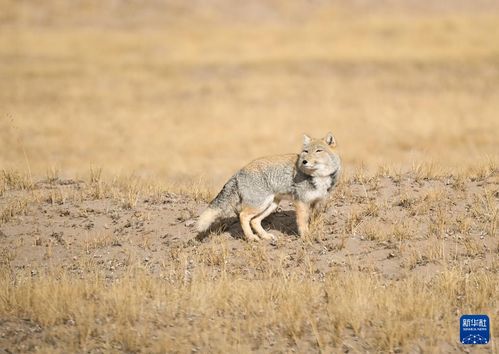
[[302, 176, 332, 203]]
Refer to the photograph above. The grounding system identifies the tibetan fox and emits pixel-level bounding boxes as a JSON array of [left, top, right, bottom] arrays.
[[197, 132, 341, 241]]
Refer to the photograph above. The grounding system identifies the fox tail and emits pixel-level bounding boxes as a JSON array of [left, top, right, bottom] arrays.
[[196, 176, 239, 233], [196, 208, 223, 233]]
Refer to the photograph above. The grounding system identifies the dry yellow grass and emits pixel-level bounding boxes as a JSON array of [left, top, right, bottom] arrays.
[[0, 167, 498, 352], [0, 246, 497, 352], [1, 1, 499, 188], [0, 252, 491, 351]]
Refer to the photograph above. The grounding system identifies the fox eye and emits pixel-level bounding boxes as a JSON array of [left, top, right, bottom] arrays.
[[303, 150, 308, 153], [316, 149, 323, 153]]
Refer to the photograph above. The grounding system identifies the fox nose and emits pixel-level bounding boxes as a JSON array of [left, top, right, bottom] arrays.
[[302, 160, 308, 165]]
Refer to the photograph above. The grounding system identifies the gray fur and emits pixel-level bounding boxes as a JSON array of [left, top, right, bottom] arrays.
[[209, 176, 240, 217]]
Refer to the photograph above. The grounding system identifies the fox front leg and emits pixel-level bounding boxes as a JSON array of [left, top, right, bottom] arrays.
[[295, 201, 310, 237]]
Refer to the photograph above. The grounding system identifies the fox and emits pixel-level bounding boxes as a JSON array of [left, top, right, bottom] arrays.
[[196, 132, 341, 241]]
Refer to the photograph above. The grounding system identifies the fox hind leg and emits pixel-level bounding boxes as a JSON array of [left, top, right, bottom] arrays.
[[239, 207, 264, 241], [239, 197, 274, 242], [251, 202, 278, 240]]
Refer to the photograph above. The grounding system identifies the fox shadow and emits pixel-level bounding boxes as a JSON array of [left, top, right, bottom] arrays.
[[195, 210, 299, 241]]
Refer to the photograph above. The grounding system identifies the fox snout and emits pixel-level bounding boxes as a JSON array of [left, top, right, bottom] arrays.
[[301, 159, 318, 167], [300, 158, 323, 171]]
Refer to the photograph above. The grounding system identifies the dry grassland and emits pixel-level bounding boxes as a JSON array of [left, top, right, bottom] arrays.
[[1, 1, 499, 186], [0, 166, 497, 353], [0, 1, 498, 353]]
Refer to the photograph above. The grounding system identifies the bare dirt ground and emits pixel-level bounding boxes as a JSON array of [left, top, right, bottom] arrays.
[[0, 167, 497, 353]]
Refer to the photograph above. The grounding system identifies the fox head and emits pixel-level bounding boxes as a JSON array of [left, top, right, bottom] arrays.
[[298, 132, 341, 177]]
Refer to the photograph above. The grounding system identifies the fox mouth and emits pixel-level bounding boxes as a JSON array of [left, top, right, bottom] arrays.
[[300, 165, 321, 175], [301, 164, 340, 177], [302, 165, 318, 171]]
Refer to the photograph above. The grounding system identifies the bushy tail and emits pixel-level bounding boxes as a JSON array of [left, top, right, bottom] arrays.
[[196, 207, 222, 233], [196, 176, 239, 234]]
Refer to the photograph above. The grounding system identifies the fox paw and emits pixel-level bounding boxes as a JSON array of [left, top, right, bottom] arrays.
[[246, 234, 260, 242], [259, 232, 275, 241]]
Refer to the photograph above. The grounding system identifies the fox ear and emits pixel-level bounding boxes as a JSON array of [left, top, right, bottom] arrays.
[[324, 132, 336, 147], [303, 134, 311, 146]]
